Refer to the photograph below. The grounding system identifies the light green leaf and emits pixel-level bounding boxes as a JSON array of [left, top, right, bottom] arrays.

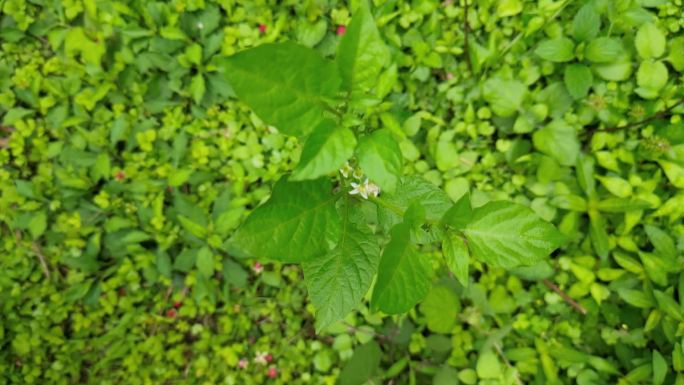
[[668, 37, 684, 72], [442, 193, 473, 230], [496, 0, 523, 17], [585, 37, 623, 63], [597, 175, 632, 198], [442, 232, 469, 287], [535, 38, 575, 62], [221, 42, 341, 137], [593, 54, 633, 81], [337, 0, 389, 95], [371, 223, 432, 314], [644, 225, 676, 260], [636, 60, 668, 99], [635, 23, 666, 59], [658, 160, 684, 188], [338, 342, 382, 385], [463, 201, 565, 269], [196, 247, 214, 277], [28, 211, 48, 239], [589, 210, 610, 258], [653, 350, 668, 385], [377, 176, 452, 232], [477, 350, 503, 379], [576, 154, 597, 199], [564, 64, 593, 99], [482, 78, 527, 117], [419, 285, 459, 333], [356, 129, 402, 193], [617, 288, 654, 308], [291, 119, 356, 181], [533, 120, 580, 166], [572, 3, 601, 41], [229, 177, 341, 262], [302, 198, 381, 331], [653, 290, 682, 321], [190, 74, 205, 104]]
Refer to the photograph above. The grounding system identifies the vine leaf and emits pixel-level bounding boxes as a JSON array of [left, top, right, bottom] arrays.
[[463, 201, 565, 269], [220, 42, 341, 137], [356, 129, 402, 194], [228, 177, 341, 262], [302, 197, 381, 331], [290, 119, 356, 181], [337, 0, 390, 96], [371, 222, 432, 314]]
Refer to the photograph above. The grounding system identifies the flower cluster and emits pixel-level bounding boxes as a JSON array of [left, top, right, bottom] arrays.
[[339, 162, 381, 200]]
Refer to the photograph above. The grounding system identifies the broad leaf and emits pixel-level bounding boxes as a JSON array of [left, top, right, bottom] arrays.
[[533, 120, 580, 166], [221, 42, 341, 137], [442, 231, 469, 286], [371, 223, 432, 314], [564, 64, 593, 100], [337, 0, 389, 95], [338, 341, 382, 385], [572, 3, 600, 41], [463, 201, 565, 268], [482, 77, 527, 117], [419, 285, 460, 333], [377, 176, 452, 232], [229, 176, 341, 262], [442, 192, 473, 230], [635, 23, 665, 59], [356, 129, 402, 193], [535, 38, 575, 62], [291, 119, 356, 181], [585, 37, 623, 63], [302, 198, 381, 331]]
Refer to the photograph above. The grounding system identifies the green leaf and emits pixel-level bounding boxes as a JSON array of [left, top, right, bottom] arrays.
[[377, 176, 452, 232], [229, 177, 341, 262], [496, 0, 522, 17], [28, 211, 48, 239], [589, 210, 610, 258], [576, 154, 596, 199], [572, 3, 601, 41], [338, 341, 382, 385], [617, 288, 654, 308], [302, 198, 381, 331], [667, 37, 684, 72], [533, 120, 580, 166], [635, 23, 666, 59], [291, 119, 356, 181], [653, 290, 682, 321], [644, 225, 676, 260], [658, 160, 684, 188], [221, 42, 341, 137], [653, 350, 668, 385], [463, 201, 564, 269], [189, 74, 205, 104], [477, 350, 502, 379], [442, 193, 473, 230], [419, 285, 459, 333], [371, 223, 432, 314], [356, 129, 402, 193], [482, 77, 527, 117], [337, 0, 389, 95], [597, 175, 632, 198], [535, 38, 575, 62], [196, 247, 214, 277], [585, 37, 623, 63], [564, 64, 593, 99], [442, 232, 469, 287]]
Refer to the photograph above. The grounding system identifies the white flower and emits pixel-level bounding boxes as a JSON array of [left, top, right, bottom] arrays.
[[339, 162, 353, 178], [197, 22, 204, 30], [254, 351, 268, 365], [349, 179, 380, 199]]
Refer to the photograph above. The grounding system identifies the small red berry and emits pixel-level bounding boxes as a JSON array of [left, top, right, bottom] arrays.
[[166, 309, 177, 318], [265, 353, 273, 363], [115, 171, 126, 181], [258, 24, 267, 34], [267, 367, 277, 379], [336, 25, 347, 36], [173, 301, 182, 309]]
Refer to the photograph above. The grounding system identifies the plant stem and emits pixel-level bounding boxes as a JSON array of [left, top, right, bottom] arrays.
[[542, 279, 588, 315], [368, 196, 404, 217]]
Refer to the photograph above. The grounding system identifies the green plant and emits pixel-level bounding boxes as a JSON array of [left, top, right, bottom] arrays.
[[222, 1, 564, 331]]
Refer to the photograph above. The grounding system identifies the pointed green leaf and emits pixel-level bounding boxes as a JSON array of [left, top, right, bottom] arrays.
[[482, 77, 527, 117], [291, 119, 356, 181], [196, 247, 214, 277], [371, 223, 432, 314], [442, 232, 469, 286], [572, 3, 601, 41], [564, 64, 593, 99], [442, 193, 473, 230], [576, 154, 596, 199], [535, 38, 575, 62], [337, 0, 389, 95], [229, 177, 341, 262], [463, 201, 564, 268], [302, 198, 380, 331], [589, 210, 610, 259], [644, 225, 676, 260], [419, 285, 460, 333], [356, 129, 402, 193], [220, 42, 341, 137], [377, 176, 452, 232], [653, 350, 668, 385]]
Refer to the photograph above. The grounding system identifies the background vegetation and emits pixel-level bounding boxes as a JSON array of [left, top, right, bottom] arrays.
[[1, 0, 684, 384]]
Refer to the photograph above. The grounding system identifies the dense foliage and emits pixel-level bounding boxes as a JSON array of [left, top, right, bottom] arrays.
[[1, 0, 684, 384]]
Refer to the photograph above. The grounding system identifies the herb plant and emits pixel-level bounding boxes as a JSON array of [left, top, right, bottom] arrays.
[[222, 1, 564, 330]]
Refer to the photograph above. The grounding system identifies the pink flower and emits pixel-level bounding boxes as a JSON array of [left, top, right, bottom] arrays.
[[115, 171, 126, 181], [259, 24, 267, 34], [252, 262, 264, 274], [267, 367, 278, 379], [238, 358, 248, 369], [336, 25, 346, 36]]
